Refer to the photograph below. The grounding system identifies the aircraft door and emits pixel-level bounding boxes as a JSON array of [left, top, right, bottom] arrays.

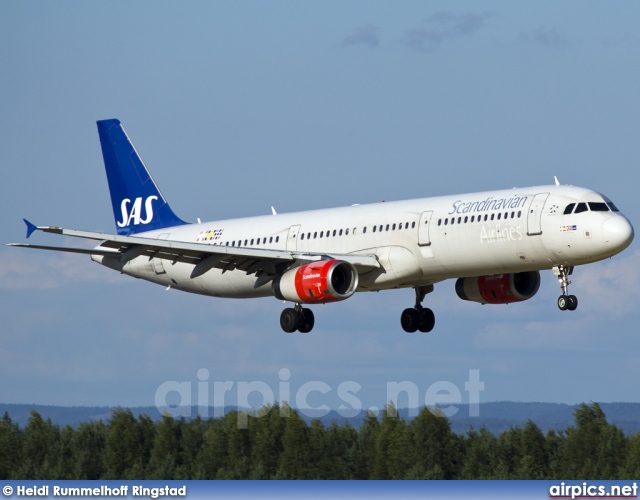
[[527, 193, 549, 236], [286, 225, 301, 252], [418, 211, 433, 246]]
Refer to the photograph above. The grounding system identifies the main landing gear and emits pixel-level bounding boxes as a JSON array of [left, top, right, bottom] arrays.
[[401, 285, 436, 333], [554, 265, 578, 311], [280, 304, 315, 333]]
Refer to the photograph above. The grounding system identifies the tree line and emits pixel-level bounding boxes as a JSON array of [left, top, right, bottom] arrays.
[[1, 402, 639, 479]]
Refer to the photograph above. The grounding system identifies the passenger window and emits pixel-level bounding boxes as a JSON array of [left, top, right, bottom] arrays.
[[444, 219, 448, 225], [225, 242, 229, 246], [379, 225, 383, 232], [386, 224, 389, 231], [363, 227, 367, 234], [373, 226, 376, 233], [451, 218, 455, 225], [574, 203, 588, 214], [314, 232, 317, 239], [276, 236, 279, 243], [588, 202, 609, 212], [457, 217, 461, 224], [263, 238, 267, 244], [405, 222, 409, 229], [339, 229, 343, 236], [484, 214, 488, 221], [511, 212, 515, 219], [320, 231, 324, 238], [563, 203, 575, 215], [269, 237, 273, 243], [438, 219, 442, 226], [244, 240, 247, 246], [464, 216, 468, 223], [333, 230, 337, 237], [250, 239, 254, 245], [301, 233, 305, 240], [491, 214, 495, 221], [517, 211, 521, 218], [346, 229, 350, 235], [392, 224, 396, 230], [497, 213, 501, 220]]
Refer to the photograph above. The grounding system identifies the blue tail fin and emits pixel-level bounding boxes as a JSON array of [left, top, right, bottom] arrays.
[[97, 119, 188, 235]]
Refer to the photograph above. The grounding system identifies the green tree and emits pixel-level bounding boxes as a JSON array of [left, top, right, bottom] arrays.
[[623, 432, 640, 478], [372, 403, 412, 479], [17, 411, 60, 479], [409, 406, 460, 479], [517, 420, 549, 479], [0, 412, 22, 479], [147, 414, 179, 479], [103, 408, 147, 479], [277, 408, 311, 479], [559, 402, 627, 479], [352, 410, 379, 479], [249, 404, 285, 478], [460, 427, 498, 479], [198, 416, 231, 479], [72, 421, 106, 479]]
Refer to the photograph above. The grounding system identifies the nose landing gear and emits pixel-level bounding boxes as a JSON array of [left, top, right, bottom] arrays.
[[554, 266, 578, 311], [401, 285, 436, 333], [280, 304, 315, 333]]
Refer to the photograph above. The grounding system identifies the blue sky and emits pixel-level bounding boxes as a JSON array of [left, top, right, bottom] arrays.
[[1, 1, 639, 413]]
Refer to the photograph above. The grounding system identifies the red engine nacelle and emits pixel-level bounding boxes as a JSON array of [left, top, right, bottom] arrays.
[[273, 259, 359, 304], [455, 271, 540, 304]]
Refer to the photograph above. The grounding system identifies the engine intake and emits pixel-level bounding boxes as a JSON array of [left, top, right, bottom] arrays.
[[273, 259, 359, 304], [455, 271, 540, 304]]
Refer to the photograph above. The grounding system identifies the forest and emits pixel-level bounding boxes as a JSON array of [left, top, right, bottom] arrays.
[[0, 402, 639, 480]]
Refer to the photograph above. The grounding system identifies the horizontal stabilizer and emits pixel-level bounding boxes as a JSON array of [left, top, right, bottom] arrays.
[[6, 243, 119, 256]]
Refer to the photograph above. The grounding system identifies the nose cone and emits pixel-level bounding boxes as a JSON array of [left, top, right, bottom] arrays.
[[603, 215, 634, 252]]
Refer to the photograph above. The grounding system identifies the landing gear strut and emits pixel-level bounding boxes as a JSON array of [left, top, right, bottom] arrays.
[[401, 285, 436, 333], [280, 304, 315, 333], [554, 266, 578, 311]]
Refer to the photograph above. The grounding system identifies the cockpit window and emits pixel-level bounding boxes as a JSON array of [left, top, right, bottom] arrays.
[[574, 202, 588, 214], [607, 202, 620, 212], [563, 203, 575, 215], [588, 202, 609, 212]]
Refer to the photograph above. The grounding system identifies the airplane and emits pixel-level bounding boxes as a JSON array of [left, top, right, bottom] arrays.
[[8, 119, 634, 333]]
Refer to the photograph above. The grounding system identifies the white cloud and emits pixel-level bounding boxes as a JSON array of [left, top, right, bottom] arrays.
[[404, 12, 490, 52], [473, 317, 597, 351], [577, 249, 640, 317], [341, 25, 380, 48], [519, 26, 571, 50]]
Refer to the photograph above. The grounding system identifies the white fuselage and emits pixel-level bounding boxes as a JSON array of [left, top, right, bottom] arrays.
[[93, 184, 633, 301]]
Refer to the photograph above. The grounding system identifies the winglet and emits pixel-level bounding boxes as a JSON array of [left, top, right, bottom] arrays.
[[554, 176, 560, 186], [23, 219, 38, 238]]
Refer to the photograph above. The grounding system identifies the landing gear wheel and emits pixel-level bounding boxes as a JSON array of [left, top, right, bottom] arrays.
[[297, 308, 315, 333], [554, 266, 578, 312], [557, 295, 569, 311], [401, 308, 420, 333], [280, 308, 299, 333], [418, 308, 435, 333]]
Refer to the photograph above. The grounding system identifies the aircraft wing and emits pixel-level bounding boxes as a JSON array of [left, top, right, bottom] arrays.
[[8, 220, 380, 286]]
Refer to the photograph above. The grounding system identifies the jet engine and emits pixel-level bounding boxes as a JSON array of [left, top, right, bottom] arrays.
[[455, 271, 540, 304], [273, 259, 359, 304]]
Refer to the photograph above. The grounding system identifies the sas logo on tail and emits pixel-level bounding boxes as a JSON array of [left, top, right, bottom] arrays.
[[117, 196, 158, 227]]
